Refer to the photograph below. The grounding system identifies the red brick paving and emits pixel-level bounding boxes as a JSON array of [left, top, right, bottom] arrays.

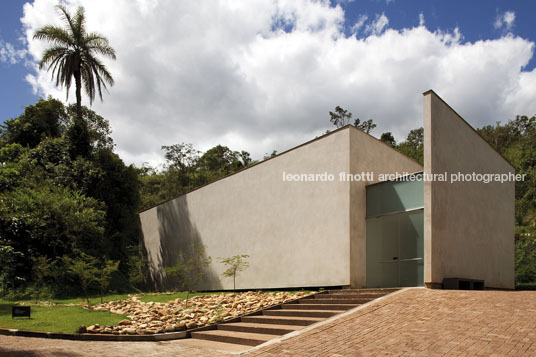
[[247, 288, 536, 357], [1, 288, 535, 356]]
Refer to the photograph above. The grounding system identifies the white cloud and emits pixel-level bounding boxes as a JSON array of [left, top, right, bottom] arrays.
[[494, 11, 515, 31], [419, 12, 425, 27], [20, 1, 536, 168], [351, 14, 368, 33], [0, 40, 27, 64], [365, 13, 389, 35]]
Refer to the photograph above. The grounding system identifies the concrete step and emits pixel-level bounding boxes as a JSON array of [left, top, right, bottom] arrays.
[[263, 309, 340, 318], [328, 288, 399, 294], [176, 338, 252, 353], [190, 330, 274, 346], [241, 315, 324, 326], [282, 303, 357, 310], [218, 322, 302, 335], [318, 294, 378, 300], [305, 298, 371, 304]]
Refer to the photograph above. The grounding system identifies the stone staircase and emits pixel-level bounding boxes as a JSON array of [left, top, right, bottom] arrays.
[[190, 288, 398, 348]]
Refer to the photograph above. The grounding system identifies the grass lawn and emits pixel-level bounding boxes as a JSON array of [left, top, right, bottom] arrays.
[[0, 290, 314, 333], [516, 282, 536, 290], [137, 291, 223, 303], [0, 302, 127, 333], [0, 294, 130, 306], [46, 294, 131, 305], [138, 290, 313, 303]]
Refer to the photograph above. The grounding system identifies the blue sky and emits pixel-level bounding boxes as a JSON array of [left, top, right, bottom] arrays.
[[1, 0, 535, 166]]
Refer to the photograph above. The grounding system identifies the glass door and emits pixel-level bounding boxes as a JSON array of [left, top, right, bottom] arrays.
[[366, 210, 424, 287]]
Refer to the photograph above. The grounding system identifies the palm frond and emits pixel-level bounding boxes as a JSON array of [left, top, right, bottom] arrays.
[[34, 5, 116, 109], [33, 26, 73, 47]]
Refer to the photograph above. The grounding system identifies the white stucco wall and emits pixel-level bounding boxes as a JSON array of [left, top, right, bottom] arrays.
[[348, 128, 423, 287], [140, 128, 352, 290], [424, 90, 515, 289]]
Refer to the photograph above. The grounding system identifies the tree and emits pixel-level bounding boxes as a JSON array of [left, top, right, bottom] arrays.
[[64, 251, 99, 306], [196, 145, 248, 181], [353, 118, 376, 134], [328, 106, 376, 133], [396, 127, 424, 165], [0, 183, 106, 261], [0, 245, 24, 297], [263, 150, 277, 160], [329, 106, 353, 128], [33, 5, 116, 120], [380, 132, 396, 147], [1, 97, 66, 148], [162, 143, 200, 171], [218, 254, 250, 292], [164, 242, 212, 305], [31, 256, 55, 303], [96, 259, 120, 303]]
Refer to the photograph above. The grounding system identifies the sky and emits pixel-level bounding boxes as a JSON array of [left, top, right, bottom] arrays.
[[1, 0, 536, 167]]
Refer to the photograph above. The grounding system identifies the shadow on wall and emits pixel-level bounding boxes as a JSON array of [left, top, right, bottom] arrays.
[[144, 196, 222, 291]]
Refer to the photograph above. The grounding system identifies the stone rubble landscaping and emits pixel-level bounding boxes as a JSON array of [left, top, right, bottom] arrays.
[[79, 291, 314, 335]]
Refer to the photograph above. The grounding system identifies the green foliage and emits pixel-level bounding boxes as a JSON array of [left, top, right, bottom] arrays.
[[329, 106, 376, 133], [353, 118, 376, 134], [0, 97, 141, 298], [477, 116, 535, 232], [0, 245, 24, 297], [0, 183, 106, 261], [66, 116, 92, 158], [515, 237, 536, 283], [33, 5, 116, 119], [395, 127, 424, 165], [89, 149, 140, 272], [64, 252, 100, 306], [66, 104, 114, 151], [1, 97, 66, 148], [329, 106, 353, 128], [139, 144, 253, 211], [380, 132, 396, 147], [0, 303, 127, 333], [218, 254, 250, 291], [164, 243, 212, 304], [31, 256, 55, 303], [97, 260, 120, 303]]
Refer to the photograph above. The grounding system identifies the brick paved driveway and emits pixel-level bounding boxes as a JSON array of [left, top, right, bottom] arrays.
[[248, 288, 536, 356], [1, 288, 535, 356]]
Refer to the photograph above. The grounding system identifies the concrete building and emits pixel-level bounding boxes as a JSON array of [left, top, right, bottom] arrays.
[[139, 90, 515, 291]]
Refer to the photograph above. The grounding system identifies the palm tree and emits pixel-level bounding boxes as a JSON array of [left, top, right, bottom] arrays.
[[33, 5, 116, 120]]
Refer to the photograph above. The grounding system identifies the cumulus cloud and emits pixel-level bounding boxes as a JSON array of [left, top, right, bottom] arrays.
[[20, 0, 536, 167], [365, 13, 389, 35], [0, 40, 27, 64], [351, 14, 368, 33], [494, 11, 515, 31], [419, 12, 425, 27]]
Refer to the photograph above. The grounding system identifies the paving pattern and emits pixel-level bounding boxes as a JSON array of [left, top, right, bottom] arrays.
[[247, 288, 536, 356], [1, 288, 535, 356]]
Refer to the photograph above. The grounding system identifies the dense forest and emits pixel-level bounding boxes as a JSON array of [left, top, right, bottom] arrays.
[[0, 98, 534, 299]]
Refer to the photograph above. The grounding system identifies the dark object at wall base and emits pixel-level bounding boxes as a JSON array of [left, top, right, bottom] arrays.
[[443, 278, 484, 290], [12, 306, 31, 319]]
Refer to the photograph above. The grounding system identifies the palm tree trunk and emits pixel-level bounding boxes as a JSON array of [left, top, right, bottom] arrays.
[[75, 70, 82, 119]]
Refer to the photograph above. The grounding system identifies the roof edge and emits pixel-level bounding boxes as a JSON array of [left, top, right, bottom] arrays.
[[423, 89, 515, 170], [139, 125, 354, 214]]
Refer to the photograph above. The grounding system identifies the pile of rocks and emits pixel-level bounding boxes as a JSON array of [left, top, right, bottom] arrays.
[[80, 291, 312, 335]]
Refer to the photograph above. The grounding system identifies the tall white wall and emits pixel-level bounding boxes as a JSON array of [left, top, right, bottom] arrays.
[[140, 129, 352, 290], [424, 90, 515, 289], [348, 128, 423, 287]]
